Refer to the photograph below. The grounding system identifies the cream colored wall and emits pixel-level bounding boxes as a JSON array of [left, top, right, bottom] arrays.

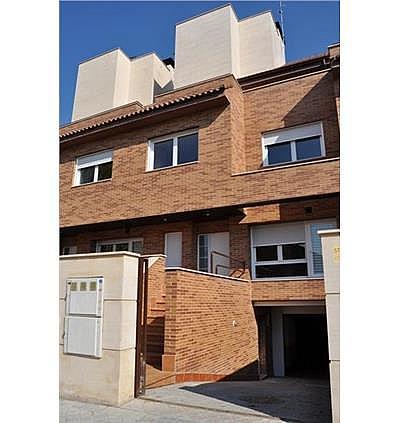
[[72, 50, 173, 121], [59, 252, 139, 406], [230, 9, 241, 78], [113, 50, 131, 107], [71, 5, 285, 120], [72, 49, 123, 121], [174, 5, 234, 89], [130, 54, 156, 106], [153, 54, 175, 96], [320, 230, 340, 423], [239, 12, 285, 77], [174, 5, 285, 88]]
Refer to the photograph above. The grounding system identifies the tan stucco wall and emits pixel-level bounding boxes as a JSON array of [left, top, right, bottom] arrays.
[[59, 252, 139, 405], [239, 12, 285, 77], [320, 229, 340, 423], [72, 49, 124, 121], [70, 5, 285, 119], [174, 5, 285, 88], [72, 50, 173, 121]]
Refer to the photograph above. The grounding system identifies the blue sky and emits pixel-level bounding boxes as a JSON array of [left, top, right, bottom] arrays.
[[60, 1, 340, 125]]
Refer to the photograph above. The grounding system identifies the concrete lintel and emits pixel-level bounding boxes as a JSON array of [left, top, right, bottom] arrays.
[[253, 300, 325, 307]]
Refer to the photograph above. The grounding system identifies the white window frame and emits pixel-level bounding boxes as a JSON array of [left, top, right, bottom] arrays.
[[197, 234, 210, 272], [253, 243, 307, 266], [251, 219, 336, 280], [196, 232, 230, 274], [74, 150, 113, 186], [147, 129, 199, 171], [96, 238, 143, 254], [62, 246, 77, 255], [262, 122, 326, 167]]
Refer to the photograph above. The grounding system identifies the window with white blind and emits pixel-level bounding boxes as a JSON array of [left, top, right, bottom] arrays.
[[306, 221, 337, 276], [96, 238, 143, 254], [75, 150, 113, 185], [251, 220, 336, 280], [262, 122, 325, 167]]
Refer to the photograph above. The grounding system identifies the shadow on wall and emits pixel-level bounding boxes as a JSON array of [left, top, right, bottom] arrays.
[[146, 315, 165, 370], [256, 73, 339, 169], [180, 376, 332, 423], [278, 197, 339, 223], [283, 73, 339, 158], [154, 80, 174, 97]]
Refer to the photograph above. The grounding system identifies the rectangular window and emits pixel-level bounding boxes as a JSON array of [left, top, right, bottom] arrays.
[[62, 246, 77, 255], [307, 222, 337, 275], [255, 263, 308, 278], [198, 234, 209, 272], [251, 220, 336, 280], [267, 142, 292, 165], [75, 150, 113, 185], [262, 122, 325, 167], [96, 238, 143, 254], [148, 130, 198, 170], [153, 139, 173, 169]]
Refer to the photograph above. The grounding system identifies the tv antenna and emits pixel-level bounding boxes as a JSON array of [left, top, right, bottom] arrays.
[[279, 1, 286, 44]]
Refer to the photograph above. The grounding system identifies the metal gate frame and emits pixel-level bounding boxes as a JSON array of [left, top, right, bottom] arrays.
[[134, 257, 149, 397]]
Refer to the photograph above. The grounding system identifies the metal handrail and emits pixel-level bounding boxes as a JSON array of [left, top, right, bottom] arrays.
[[210, 250, 246, 276]]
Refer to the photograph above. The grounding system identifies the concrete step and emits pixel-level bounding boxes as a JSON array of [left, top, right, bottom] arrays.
[[147, 310, 165, 318], [146, 318, 165, 328], [146, 343, 163, 354], [147, 334, 164, 344], [147, 327, 164, 334]]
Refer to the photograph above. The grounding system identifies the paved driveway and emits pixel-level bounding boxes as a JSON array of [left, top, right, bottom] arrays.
[[60, 398, 278, 422], [60, 378, 331, 423]]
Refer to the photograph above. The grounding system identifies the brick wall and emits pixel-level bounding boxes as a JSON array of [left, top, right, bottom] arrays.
[[147, 256, 166, 309], [251, 279, 325, 302], [241, 197, 339, 225], [163, 269, 258, 381], [244, 71, 340, 171], [61, 196, 338, 282]]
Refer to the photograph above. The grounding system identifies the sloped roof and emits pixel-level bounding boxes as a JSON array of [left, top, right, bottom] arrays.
[[60, 86, 225, 140]]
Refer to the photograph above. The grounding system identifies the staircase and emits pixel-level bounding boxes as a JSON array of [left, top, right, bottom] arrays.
[[146, 294, 166, 369]]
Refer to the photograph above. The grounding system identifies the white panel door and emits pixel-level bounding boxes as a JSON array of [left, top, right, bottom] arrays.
[[165, 232, 182, 267], [64, 316, 102, 358], [210, 232, 230, 275]]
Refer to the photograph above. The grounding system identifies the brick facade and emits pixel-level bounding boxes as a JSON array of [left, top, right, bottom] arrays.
[[60, 56, 339, 228], [162, 269, 258, 380], [251, 279, 325, 302]]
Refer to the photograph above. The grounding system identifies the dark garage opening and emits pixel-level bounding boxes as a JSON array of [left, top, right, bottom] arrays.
[[283, 314, 329, 379]]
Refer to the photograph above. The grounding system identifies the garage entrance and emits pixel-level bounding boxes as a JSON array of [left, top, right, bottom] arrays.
[[255, 303, 329, 379], [283, 314, 329, 378]]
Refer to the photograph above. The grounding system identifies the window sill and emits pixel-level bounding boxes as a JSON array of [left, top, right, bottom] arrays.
[[264, 156, 325, 168], [72, 178, 112, 188], [145, 161, 199, 173], [252, 276, 324, 282], [232, 156, 339, 177]]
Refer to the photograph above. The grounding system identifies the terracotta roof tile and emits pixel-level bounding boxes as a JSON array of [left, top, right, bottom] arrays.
[[60, 86, 225, 140]]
